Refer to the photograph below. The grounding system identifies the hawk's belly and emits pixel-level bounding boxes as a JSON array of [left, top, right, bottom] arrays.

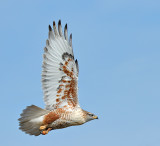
[[49, 109, 85, 129]]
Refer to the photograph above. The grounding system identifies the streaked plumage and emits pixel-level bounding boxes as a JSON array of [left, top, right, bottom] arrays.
[[18, 20, 98, 136]]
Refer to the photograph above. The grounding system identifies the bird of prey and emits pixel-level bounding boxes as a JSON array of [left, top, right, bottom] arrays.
[[18, 20, 98, 136]]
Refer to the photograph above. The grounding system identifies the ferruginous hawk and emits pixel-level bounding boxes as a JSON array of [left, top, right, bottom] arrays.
[[18, 20, 98, 136]]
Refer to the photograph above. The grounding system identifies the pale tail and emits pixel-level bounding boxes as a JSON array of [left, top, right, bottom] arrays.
[[18, 105, 49, 136]]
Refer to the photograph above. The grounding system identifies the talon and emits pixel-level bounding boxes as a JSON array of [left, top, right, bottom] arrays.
[[39, 125, 47, 130], [41, 128, 52, 135], [42, 130, 48, 135]]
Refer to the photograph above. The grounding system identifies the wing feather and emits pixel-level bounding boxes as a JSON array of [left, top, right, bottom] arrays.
[[42, 20, 79, 111]]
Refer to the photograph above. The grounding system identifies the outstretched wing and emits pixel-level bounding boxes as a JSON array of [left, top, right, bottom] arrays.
[[42, 20, 79, 111]]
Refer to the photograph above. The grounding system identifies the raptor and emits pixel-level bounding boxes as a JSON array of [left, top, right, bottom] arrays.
[[19, 20, 98, 136]]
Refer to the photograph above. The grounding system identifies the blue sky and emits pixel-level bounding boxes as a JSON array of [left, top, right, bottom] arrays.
[[0, 0, 160, 145]]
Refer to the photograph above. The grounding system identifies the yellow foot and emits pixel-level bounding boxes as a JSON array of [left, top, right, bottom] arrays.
[[39, 125, 47, 130], [41, 128, 52, 135], [41, 130, 48, 135]]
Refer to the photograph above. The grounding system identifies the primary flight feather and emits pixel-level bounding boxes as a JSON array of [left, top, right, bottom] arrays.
[[18, 20, 98, 136]]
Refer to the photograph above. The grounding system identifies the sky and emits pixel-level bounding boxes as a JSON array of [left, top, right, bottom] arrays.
[[0, 0, 160, 146]]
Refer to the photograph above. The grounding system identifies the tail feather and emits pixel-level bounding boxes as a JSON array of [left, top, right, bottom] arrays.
[[18, 105, 49, 136]]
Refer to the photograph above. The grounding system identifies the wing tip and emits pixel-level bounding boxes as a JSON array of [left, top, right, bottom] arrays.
[[69, 33, 72, 47], [65, 23, 67, 30], [58, 20, 61, 26], [49, 25, 52, 31], [53, 21, 56, 26], [70, 33, 72, 39]]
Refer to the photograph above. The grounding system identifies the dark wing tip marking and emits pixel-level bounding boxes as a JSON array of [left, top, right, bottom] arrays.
[[69, 33, 72, 47], [70, 33, 72, 39], [75, 59, 79, 73], [46, 40, 49, 46], [53, 21, 58, 36], [65, 24, 67, 30], [44, 47, 48, 52], [64, 24, 68, 41], [58, 20, 63, 36], [49, 25, 52, 31], [53, 21, 56, 26], [58, 20, 61, 26]]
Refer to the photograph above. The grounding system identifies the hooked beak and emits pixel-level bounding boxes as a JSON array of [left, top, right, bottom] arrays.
[[93, 115, 98, 119]]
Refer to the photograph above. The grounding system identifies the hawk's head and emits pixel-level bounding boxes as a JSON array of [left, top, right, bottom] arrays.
[[83, 110, 98, 122]]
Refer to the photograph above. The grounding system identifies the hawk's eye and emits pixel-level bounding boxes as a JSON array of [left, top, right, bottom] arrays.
[[88, 113, 94, 116]]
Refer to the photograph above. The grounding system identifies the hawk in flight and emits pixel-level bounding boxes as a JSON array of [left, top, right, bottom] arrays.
[[19, 20, 98, 136]]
